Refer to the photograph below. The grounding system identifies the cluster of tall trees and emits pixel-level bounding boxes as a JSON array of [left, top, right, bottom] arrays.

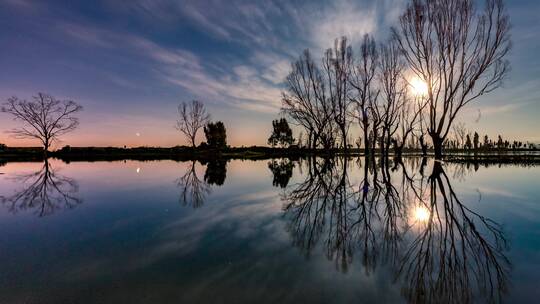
[[282, 0, 511, 159]]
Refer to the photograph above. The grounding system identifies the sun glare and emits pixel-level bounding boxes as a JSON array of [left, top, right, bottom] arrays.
[[413, 206, 430, 222], [410, 77, 428, 96]]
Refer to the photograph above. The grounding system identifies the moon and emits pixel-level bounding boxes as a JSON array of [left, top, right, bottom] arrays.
[[410, 77, 428, 96]]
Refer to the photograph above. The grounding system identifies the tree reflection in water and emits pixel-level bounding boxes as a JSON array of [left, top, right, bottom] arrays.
[[282, 156, 510, 304], [176, 159, 227, 208], [0, 159, 81, 217], [268, 159, 294, 188]]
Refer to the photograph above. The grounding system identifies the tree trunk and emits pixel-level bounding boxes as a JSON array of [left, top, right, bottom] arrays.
[[341, 127, 348, 152], [363, 121, 369, 156], [419, 136, 427, 157], [430, 133, 444, 160], [395, 143, 403, 159], [44, 138, 50, 157]]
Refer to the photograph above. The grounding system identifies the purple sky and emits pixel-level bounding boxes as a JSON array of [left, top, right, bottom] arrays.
[[0, 0, 539, 148]]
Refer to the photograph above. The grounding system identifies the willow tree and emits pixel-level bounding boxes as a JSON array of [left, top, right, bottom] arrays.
[[392, 0, 511, 159], [1, 93, 83, 154]]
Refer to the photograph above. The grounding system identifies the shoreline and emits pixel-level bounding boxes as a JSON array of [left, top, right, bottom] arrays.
[[1, 146, 539, 164]]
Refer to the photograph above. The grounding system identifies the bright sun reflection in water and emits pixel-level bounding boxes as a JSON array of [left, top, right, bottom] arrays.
[[410, 77, 428, 96], [413, 206, 430, 222]]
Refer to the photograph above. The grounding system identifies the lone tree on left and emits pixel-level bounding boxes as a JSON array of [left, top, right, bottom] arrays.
[[1, 93, 83, 154]]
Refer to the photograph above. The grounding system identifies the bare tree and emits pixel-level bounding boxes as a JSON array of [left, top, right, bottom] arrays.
[[323, 37, 353, 150], [1, 93, 83, 153], [282, 50, 334, 150], [395, 92, 428, 158], [451, 121, 468, 149], [350, 34, 380, 155], [175, 100, 210, 147], [378, 40, 406, 157], [392, 0, 511, 159]]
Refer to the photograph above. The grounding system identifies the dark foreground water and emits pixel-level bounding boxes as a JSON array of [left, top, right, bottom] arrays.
[[0, 158, 539, 304]]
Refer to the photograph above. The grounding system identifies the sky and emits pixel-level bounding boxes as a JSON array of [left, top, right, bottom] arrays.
[[0, 0, 539, 148]]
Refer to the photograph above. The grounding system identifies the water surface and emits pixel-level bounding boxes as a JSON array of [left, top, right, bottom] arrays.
[[0, 158, 539, 303]]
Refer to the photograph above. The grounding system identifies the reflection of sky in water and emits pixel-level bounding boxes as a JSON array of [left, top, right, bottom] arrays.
[[0, 159, 538, 303]]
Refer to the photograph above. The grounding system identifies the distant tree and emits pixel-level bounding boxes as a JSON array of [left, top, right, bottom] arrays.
[[1, 93, 83, 153], [497, 135, 504, 149], [204, 121, 227, 148], [452, 122, 467, 149], [473, 132, 479, 150], [484, 135, 490, 149], [465, 134, 472, 150], [268, 118, 295, 148], [175, 100, 210, 148]]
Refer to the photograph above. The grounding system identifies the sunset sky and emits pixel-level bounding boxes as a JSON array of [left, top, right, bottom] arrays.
[[1, 0, 539, 148]]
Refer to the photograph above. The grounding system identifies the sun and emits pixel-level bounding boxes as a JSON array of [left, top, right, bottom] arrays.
[[410, 76, 428, 96], [413, 205, 430, 222]]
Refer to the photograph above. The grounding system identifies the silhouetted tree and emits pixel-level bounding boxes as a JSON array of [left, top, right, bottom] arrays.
[[350, 34, 379, 155], [452, 122, 468, 149], [497, 135, 504, 149], [175, 100, 210, 147], [268, 118, 295, 148], [465, 134, 472, 150], [204, 121, 227, 148], [392, 0, 511, 159], [378, 39, 405, 157], [323, 37, 353, 150], [395, 91, 427, 158], [473, 132, 479, 150], [1, 93, 83, 153], [282, 50, 334, 150], [484, 135, 490, 149]]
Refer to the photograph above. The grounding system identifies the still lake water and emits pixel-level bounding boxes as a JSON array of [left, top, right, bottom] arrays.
[[0, 158, 539, 303]]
